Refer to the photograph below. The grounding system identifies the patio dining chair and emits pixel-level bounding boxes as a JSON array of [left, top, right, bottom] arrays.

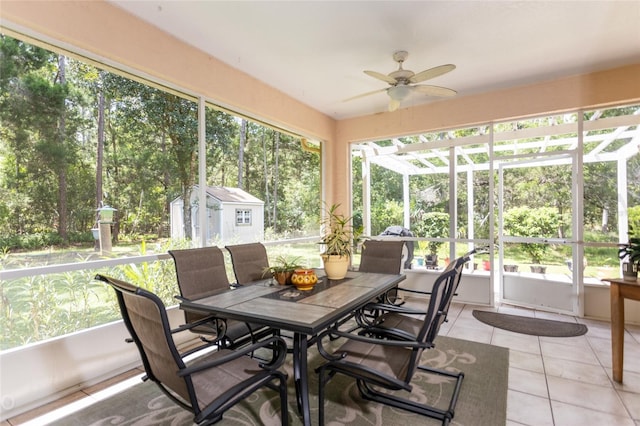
[[358, 239, 406, 274], [169, 246, 272, 348], [225, 242, 271, 285], [95, 274, 289, 425], [315, 263, 464, 425], [338, 239, 406, 331], [355, 248, 484, 340]]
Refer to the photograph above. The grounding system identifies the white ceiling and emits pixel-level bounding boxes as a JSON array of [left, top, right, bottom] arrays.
[[111, 1, 640, 120]]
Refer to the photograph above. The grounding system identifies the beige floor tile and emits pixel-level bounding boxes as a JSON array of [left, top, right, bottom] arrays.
[[509, 349, 545, 374], [551, 400, 635, 426], [540, 339, 601, 365], [445, 324, 494, 344], [622, 340, 640, 374], [611, 368, 640, 394], [450, 314, 495, 331], [509, 367, 549, 398], [492, 331, 542, 355], [539, 334, 591, 349], [543, 356, 611, 386], [589, 335, 615, 368], [619, 390, 640, 420], [579, 317, 612, 340], [627, 323, 640, 343], [547, 375, 626, 415], [507, 390, 554, 426]]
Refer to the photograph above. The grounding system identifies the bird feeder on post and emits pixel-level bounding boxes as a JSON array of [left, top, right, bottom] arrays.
[[96, 205, 117, 254]]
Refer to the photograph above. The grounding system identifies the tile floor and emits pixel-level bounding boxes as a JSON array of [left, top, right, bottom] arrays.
[[3, 302, 640, 425]]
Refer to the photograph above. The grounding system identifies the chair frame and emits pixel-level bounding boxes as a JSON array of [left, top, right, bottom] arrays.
[[355, 248, 486, 331], [225, 242, 271, 285], [169, 246, 273, 349], [315, 262, 466, 425], [96, 274, 289, 425]]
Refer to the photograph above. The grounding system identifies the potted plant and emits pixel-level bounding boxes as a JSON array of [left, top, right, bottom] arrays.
[[618, 225, 640, 280], [263, 255, 303, 285], [319, 203, 354, 280], [421, 212, 449, 268], [416, 240, 428, 266]]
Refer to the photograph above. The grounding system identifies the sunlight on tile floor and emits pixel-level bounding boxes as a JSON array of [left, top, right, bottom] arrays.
[[4, 302, 640, 426]]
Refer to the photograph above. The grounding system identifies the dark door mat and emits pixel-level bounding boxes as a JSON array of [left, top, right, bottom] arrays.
[[472, 310, 588, 337]]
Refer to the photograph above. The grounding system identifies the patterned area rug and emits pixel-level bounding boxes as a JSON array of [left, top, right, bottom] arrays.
[[52, 336, 508, 425], [473, 310, 588, 337]]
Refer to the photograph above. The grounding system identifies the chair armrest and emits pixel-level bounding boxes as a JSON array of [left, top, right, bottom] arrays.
[[169, 314, 224, 335], [179, 336, 288, 376], [316, 328, 433, 361], [359, 325, 418, 342], [362, 302, 426, 315]]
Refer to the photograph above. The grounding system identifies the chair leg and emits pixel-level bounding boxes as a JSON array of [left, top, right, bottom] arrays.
[[317, 367, 327, 425], [278, 372, 289, 425], [355, 367, 464, 425]]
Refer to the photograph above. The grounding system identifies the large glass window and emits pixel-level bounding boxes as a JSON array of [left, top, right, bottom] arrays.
[[582, 105, 640, 279], [351, 106, 639, 282], [0, 34, 321, 350]]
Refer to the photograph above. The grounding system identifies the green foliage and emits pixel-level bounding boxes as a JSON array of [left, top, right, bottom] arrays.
[[263, 255, 303, 275], [503, 206, 562, 263], [412, 211, 450, 255], [371, 200, 404, 235], [0, 34, 321, 250], [0, 232, 63, 251], [618, 225, 640, 267], [1, 241, 179, 350], [628, 206, 640, 232], [319, 203, 354, 257]]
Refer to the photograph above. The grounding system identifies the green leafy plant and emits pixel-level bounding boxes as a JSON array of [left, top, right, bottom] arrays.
[[422, 212, 450, 256], [263, 255, 303, 275], [319, 203, 354, 257], [618, 225, 640, 268], [263, 255, 303, 284], [503, 207, 562, 264]]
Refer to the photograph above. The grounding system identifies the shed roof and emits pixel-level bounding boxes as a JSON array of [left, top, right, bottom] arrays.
[[205, 186, 263, 205]]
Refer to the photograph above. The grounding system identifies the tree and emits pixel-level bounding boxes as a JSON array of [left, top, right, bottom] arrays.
[[503, 206, 562, 264]]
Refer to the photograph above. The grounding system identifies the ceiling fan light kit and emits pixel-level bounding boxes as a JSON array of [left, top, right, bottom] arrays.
[[348, 50, 457, 112]]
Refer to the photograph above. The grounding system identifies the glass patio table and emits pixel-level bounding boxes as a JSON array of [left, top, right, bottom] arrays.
[[179, 269, 405, 426]]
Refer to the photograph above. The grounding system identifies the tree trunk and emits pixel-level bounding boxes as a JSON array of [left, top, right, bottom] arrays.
[[182, 186, 193, 240], [262, 130, 271, 226], [94, 71, 106, 249], [56, 54, 68, 243], [96, 71, 105, 215], [273, 132, 279, 232], [238, 119, 247, 189]]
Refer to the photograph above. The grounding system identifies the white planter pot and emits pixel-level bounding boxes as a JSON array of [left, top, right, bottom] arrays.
[[322, 254, 350, 280]]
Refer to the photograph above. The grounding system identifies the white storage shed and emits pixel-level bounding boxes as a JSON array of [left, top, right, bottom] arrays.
[[170, 186, 264, 244]]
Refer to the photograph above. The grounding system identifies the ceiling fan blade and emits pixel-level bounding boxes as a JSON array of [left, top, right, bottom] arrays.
[[364, 70, 397, 85], [342, 87, 387, 102], [409, 64, 456, 84], [412, 84, 457, 97], [388, 99, 401, 112]]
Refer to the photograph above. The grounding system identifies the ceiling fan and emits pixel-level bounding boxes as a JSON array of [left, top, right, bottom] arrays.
[[346, 51, 457, 112]]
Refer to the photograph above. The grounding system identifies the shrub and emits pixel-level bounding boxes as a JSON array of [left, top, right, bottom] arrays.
[[503, 206, 562, 264], [412, 211, 450, 256]]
